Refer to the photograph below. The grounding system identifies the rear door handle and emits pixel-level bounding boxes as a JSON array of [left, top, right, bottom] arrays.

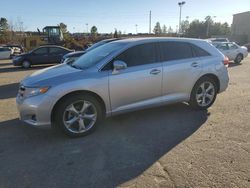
[[191, 62, 199, 67], [150, 69, 161, 75]]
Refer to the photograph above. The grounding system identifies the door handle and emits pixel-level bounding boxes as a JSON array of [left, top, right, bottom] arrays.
[[150, 69, 161, 75], [191, 62, 199, 67]]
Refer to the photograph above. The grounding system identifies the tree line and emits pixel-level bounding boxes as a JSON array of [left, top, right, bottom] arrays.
[[153, 16, 231, 38]]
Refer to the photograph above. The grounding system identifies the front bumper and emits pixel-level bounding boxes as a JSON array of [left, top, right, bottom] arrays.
[[12, 59, 23, 66], [16, 94, 56, 126]]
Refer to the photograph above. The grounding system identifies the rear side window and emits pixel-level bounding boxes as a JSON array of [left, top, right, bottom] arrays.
[[115, 43, 157, 67], [33, 47, 48, 55], [0, 48, 10, 52], [49, 47, 66, 54], [191, 44, 211, 57], [159, 42, 193, 61]]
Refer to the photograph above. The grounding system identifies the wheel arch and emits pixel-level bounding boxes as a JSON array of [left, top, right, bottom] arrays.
[[195, 73, 220, 93], [51, 90, 106, 124]]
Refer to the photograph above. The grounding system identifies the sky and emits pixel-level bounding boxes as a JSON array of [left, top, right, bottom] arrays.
[[1, 0, 249, 34]]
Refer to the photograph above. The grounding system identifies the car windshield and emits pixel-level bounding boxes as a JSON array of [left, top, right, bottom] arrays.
[[71, 42, 125, 69], [86, 41, 107, 52]]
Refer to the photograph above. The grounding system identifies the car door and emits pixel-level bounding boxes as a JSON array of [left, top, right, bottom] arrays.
[[159, 42, 202, 101], [107, 42, 163, 113], [48, 47, 66, 63], [30, 47, 49, 64], [227, 43, 240, 60]]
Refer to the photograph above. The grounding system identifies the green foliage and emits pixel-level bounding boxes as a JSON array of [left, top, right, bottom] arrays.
[[0, 17, 9, 43], [154, 22, 162, 34], [162, 25, 167, 34], [59, 22, 67, 34], [90, 26, 98, 36]]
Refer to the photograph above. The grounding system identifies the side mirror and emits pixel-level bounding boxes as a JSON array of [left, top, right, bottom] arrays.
[[113, 60, 127, 71]]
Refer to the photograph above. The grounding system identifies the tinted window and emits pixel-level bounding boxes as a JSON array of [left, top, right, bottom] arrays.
[[191, 45, 210, 57], [115, 43, 157, 67], [159, 42, 193, 61], [0, 48, 10, 52], [49, 47, 66, 54], [33, 47, 47, 55]]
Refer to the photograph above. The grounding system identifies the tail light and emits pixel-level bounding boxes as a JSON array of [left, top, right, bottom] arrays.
[[223, 56, 229, 67]]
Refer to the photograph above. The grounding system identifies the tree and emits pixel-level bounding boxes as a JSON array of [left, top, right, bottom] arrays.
[[90, 26, 98, 36], [162, 25, 167, 34], [153, 22, 162, 35], [181, 20, 189, 35], [168, 26, 173, 34], [0, 17, 9, 43], [114, 29, 118, 38]]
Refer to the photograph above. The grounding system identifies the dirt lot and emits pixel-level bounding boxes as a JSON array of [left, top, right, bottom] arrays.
[[0, 58, 249, 188]]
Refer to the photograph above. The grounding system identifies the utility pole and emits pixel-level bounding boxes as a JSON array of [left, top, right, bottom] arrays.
[[178, 1, 186, 35], [206, 16, 216, 37], [149, 10, 152, 34], [85, 23, 89, 34], [135, 24, 138, 34]]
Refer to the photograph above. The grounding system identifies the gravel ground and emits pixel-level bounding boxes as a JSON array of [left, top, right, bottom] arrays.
[[0, 58, 249, 188]]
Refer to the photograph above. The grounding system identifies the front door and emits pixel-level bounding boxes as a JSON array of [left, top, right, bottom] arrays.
[[30, 47, 49, 64], [108, 43, 163, 113]]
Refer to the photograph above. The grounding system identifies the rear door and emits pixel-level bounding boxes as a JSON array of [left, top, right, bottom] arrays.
[[159, 41, 203, 101], [107, 42, 163, 113], [48, 47, 67, 63], [30, 47, 49, 64]]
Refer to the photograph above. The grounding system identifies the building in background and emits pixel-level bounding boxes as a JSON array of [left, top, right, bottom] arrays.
[[231, 11, 250, 44]]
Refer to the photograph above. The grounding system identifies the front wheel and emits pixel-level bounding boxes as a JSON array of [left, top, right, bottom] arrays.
[[234, 54, 243, 64], [54, 94, 103, 137], [22, 60, 31, 69], [189, 77, 218, 110]]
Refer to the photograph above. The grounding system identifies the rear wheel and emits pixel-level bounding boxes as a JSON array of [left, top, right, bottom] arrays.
[[54, 94, 103, 137], [234, 54, 243, 64], [22, 60, 31, 69], [189, 77, 218, 110]]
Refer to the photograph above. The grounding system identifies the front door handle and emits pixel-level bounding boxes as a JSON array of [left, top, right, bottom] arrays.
[[150, 69, 161, 75], [191, 62, 199, 67]]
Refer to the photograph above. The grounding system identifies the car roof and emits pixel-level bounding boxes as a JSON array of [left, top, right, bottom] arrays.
[[111, 37, 207, 44]]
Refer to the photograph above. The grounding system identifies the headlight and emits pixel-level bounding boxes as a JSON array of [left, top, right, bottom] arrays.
[[14, 56, 22, 60], [22, 86, 50, 98]]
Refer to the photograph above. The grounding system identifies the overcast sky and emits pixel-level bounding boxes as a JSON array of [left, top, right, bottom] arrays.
[[1, 0, 249, 33]]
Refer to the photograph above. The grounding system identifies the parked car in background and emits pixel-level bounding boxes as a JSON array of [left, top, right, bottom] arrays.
[[0, 47, 11, 59], [13, 45, 73, 68], [17, 38, 229, 137], [244, 43, 250, 52], [209, 38, 229, 42], [3, 44, 25, 56], [212, 42, 248, 63], [61, 38, 120, 64]]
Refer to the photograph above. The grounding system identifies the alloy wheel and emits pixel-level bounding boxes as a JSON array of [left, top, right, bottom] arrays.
[[196, 81, 215, 107]]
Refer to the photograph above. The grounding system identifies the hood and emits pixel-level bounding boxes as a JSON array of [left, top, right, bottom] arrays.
[[64, 51, 86, 58], [21, 63, 82, 87]]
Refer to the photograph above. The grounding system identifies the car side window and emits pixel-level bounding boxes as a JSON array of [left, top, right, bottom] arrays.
[[114, 43, 157, 67], [49, 47, 65, 54], [228, 43, 238, 50], [217, 44, 229, 50], [159, 42, 193, 61], [191, 44, 211, 57], [33, 47, 48, 55]]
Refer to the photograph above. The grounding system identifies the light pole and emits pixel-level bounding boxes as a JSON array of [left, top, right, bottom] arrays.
[[135, 24, 138, 34], [206, 16, 216, 37], [85, 23, 89, 34], [178, 1, 186, 35]]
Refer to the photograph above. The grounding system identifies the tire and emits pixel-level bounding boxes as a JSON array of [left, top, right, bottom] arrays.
[[234, 54, 243, 64], [53, 94, 103, 137], [22, 60, 31, 69], [189, 77, 218, 110]]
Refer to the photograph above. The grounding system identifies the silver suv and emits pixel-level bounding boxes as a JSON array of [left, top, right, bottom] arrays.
[[16, 38, 229, 137]]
